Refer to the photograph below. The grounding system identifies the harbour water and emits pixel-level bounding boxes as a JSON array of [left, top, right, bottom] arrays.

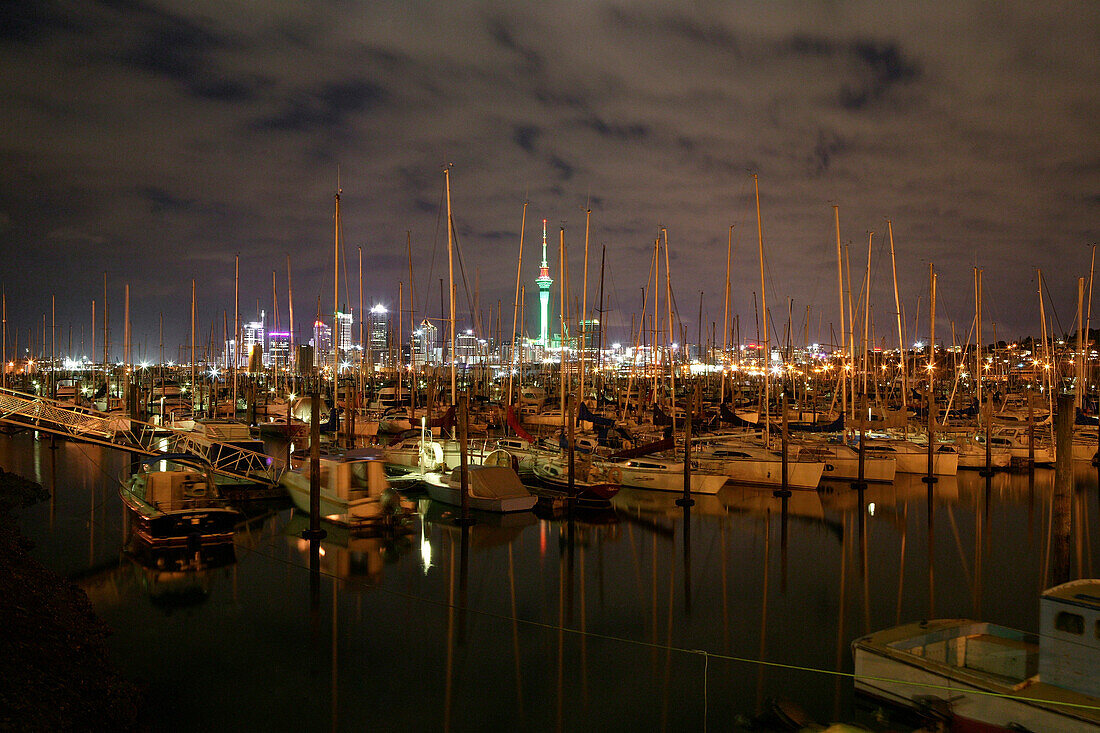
[[5, 431, 1099, 731]]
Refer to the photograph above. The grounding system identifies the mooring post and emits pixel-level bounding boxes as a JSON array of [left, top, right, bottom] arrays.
[[1052, 394, 1074, 585], [678, 379, 695, 507], [456, 393, 474, 526], [301, 391, 325, 540]]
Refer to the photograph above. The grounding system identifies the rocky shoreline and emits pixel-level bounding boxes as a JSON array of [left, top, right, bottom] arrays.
[[0, 468, 140, 731]]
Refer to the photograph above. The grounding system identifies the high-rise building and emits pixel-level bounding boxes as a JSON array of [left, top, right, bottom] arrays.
[[413, 319, 438, 364], [268, 331, 291, 369], [367, 305, 389, 364], [536, 218, 553, 346], [240, 311, 265, 367], [312, 321, 332, 368], [579, 319, 601, 350], [455, 329, 482, 363], [335, 309, 353, 361]]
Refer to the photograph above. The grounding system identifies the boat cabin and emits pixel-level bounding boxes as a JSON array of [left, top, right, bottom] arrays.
[[316, 449, 391, 502], [1039, 579, 1100, 698]]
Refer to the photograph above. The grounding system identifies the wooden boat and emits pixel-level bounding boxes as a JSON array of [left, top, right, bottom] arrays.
[[421, 465, 537, 513], [530, 454, 621, 504], [120, 454, 241, 546], [853, 579, 1100, 732], [280, 447, 406, 526]]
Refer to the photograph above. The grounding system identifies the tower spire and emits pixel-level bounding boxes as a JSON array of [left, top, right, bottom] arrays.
[[536, 217, 554, 346], [541, 218, 549, 268]]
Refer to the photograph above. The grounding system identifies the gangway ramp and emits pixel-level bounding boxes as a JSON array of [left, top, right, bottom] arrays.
[[0, 387, 285, 486]]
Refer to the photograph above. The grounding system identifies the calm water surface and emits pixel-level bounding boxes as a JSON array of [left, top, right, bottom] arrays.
[[4, 432, 1099, 731]]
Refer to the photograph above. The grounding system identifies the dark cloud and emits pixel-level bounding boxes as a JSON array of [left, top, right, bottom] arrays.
[[839, 40, 919, 110], [512, 124, 539, 153], [578, 114, 649, 141], [486, 15, 542, 72], [251, 78, 387, 132]]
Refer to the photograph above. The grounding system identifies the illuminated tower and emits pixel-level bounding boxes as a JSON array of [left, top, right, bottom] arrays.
[[536, 218, 553, 346]]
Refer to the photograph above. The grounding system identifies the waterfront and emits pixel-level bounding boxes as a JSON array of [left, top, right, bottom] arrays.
[[4, 431, 1098, 731]]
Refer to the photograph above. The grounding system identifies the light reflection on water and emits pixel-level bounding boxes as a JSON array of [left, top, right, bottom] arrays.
[[3, 431, 1098, 731]]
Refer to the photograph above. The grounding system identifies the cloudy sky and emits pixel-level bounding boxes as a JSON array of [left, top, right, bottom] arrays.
[[1, 1, 1097, 360]]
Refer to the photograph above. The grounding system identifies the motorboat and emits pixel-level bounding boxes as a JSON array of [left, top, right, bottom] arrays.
[[280, 447, 407, 526], [853, 579, 1100, 732], [120, 454, 241, 545], [421, 465, 537, 513], [613, 457, 729, 494]]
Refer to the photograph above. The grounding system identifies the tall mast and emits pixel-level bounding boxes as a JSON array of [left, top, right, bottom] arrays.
[[722, 225, 733, 404], [653, 237, 659, 404], [358, 245, 363, 401], [559, 227, 567, 420], [333, 183, 341, 400], [975, 267, 983, 407], [662, 227, 675, 432], [508, 203, 527, 406], [754, 174, 769, 442], [887, 220, 906, 411], [444, 166, 457, 405], [580, 207, 591, 406], [191, 279, 196, 411], [233, 254, 239, 417], [286, 255, 296, 387]]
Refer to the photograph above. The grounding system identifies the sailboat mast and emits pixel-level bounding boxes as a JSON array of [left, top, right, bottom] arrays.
[[580, 207, 591, 406], [887, 221, 906, 410], [444, 166, 457, 405], [722, 225, 732, 404], [754, 174, 769, 442], [286, 255, 296, 391], [191, 280, 196, 411], [508, 203, 527, 406], [663, 227, 675, 432], [975, 267, 983, 407], [333, 185, 341, 402]]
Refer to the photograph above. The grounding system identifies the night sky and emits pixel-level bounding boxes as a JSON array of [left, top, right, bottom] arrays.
[[1, 2, 1097, 360]]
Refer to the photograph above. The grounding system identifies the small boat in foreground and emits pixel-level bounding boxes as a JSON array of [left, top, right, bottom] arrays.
[[280, 447, 407, 526], [422, 465, 537, 513], [120, 454, 241, 546], [853, 578, 1100, 732]]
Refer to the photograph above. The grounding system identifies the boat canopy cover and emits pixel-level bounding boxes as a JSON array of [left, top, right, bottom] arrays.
[[448, 466, 530, 500]]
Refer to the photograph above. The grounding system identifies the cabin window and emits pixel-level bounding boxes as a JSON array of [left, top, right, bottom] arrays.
[[1055, 611, 1084, 635], [349, 462, 370, 490]]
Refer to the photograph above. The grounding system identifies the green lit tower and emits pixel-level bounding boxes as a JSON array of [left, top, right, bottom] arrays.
[[536, 218, 553, 346]]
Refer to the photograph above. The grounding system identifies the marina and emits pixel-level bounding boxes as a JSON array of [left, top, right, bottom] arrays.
[[2, 3, 1098, 730]]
